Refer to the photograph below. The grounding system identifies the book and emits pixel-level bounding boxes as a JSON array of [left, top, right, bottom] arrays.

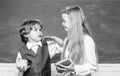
[[55, 59, 72, 73], [59, 59, 71, 67]]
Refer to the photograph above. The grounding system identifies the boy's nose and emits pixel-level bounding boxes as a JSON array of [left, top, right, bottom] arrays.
[[39, 32, 42, 35]]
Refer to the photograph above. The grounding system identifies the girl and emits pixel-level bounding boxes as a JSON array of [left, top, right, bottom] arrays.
[[46, 5, 98, 76]]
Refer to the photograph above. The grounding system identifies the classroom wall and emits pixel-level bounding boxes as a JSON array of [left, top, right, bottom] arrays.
[[0, 0, 120, 63]]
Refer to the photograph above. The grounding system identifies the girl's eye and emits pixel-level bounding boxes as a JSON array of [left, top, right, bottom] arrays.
[[62, 21, 65, 24], [63, 19, 66, 23]]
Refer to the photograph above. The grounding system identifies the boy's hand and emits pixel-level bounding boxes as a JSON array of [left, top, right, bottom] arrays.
[[16, 59, 29, 72]]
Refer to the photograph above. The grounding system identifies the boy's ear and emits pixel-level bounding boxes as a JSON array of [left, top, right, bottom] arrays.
[[24, 34, 29, 38]]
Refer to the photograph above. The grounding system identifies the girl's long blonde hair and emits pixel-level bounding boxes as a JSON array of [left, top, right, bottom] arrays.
[[62, 5, 92, 64]]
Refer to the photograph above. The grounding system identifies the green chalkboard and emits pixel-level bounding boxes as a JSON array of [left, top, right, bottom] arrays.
[[0, 0, 120, 63]]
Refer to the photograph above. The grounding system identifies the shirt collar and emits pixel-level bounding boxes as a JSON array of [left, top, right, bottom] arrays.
[[26, 41, 42, 49]]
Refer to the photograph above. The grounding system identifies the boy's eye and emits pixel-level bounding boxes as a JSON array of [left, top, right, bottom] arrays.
[[34, 29, 42, 31], [39, 29, 42, 31], [34, 29, 37, 31]]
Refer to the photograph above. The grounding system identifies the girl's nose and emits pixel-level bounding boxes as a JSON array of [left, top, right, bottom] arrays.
[[62, 22, 64, 26]]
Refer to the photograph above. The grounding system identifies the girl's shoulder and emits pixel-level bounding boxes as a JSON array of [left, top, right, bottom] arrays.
[[84, 34, 95, 44], [63, 37, 68, 43], [64, 37, 68, 41]]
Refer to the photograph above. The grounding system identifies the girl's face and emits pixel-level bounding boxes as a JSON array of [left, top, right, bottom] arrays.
[[62, 13, 72, 31], [27, 24, 42, 43]]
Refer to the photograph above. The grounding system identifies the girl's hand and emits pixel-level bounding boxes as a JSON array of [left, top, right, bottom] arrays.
[[56, 65, 67, 73], [43, 36, 56, 41], [55, 58, 74, 72], [43, 36, 64, 47]]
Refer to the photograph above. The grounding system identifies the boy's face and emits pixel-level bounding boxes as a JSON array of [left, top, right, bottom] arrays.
[[26, 24, 42, 43]]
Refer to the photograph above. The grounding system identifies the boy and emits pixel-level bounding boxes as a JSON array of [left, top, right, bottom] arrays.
[[16, 19, 53, 76]]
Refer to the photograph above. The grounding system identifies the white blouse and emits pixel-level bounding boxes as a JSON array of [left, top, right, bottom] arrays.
[[63, 34, 97, 76], [16, 35, 97, 76]]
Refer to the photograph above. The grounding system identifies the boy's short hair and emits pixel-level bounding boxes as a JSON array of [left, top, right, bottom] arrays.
[[19, 19, 43, 44]]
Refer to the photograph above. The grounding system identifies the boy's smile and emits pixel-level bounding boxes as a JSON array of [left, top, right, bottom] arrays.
[[26, 24, 42, 43]]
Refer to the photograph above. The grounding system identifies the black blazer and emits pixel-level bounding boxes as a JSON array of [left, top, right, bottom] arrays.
[[19, 40, 51, 76]]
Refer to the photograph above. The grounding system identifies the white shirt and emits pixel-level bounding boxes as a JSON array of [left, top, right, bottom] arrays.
[[16, 41, 61, 59], [63, 34, 97, 76]]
